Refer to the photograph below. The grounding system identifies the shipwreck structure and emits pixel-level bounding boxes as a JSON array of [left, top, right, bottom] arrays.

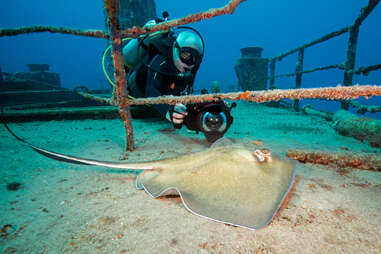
[[0, 64, 61, 92], [0, 0, 381, 152], [0, 63, 108, 113], [103, 0, 156, 82], [234, 46, 268, 91]]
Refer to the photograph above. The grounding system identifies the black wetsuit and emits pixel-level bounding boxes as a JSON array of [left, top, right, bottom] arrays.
[[126, 32, 199, 117]]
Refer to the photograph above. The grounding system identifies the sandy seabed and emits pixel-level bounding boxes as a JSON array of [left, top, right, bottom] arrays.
[[0, 102, 380, 254]]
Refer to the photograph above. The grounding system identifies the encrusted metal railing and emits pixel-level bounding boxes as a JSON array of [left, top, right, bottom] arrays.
[[1, 0, 380, 153], [0, 0, 247, 153], [268, 0, 381, 110]]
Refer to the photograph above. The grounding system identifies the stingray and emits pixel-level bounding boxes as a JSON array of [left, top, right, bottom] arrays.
[[3, 122, 296, 230]]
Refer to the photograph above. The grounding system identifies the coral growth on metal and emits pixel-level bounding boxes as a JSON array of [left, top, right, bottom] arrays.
[[0, 0, 248, 152], [118, 85, 381, 106], [1, 0, 380, 152]]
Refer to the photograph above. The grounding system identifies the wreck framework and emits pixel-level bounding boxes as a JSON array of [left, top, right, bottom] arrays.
[[268, 0, 381, 112], [1, 0, 380, 153]]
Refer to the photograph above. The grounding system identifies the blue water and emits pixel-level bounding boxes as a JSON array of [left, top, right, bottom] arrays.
[[1, 2, 381, 252], [1, 0, 380, 118]]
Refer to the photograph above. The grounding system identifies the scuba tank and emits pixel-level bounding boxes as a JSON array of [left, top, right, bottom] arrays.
[[122, 12, 171, 69], [123, 38, 142, 68]]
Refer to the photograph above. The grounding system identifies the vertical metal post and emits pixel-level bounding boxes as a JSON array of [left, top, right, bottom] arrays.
[[341, 24, 360, 110], [104, 0, 135, 153], [103, 1, 156, 93], [269, 59, 276, 89], [294, 48, 304, 111]]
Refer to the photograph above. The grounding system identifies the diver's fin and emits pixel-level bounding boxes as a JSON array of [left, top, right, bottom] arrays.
[[1, 108, 153, 170]]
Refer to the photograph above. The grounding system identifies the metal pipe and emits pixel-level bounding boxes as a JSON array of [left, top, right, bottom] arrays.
[[0, 26, 109, 39], [271, 27, 349, 61], [294, 48, 304, 110], [119, 0, 247, 39], [118, 85, 381, 106], [104, 0, 135, 153], [269, 59, 276, 89]]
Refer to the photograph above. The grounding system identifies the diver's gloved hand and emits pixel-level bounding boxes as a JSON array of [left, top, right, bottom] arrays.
[[166, 103, 188, 124]]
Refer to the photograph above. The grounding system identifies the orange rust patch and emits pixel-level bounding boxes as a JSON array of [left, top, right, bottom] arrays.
[[204, 13, 213, 19], [199, 242, 208, 249], [252, 140, 264, 146], [239, 91, 251, 100]]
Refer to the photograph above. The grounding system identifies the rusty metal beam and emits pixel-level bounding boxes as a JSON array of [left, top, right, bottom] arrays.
[[76, 91, 114, 105], [347, 100, 381, 114], [272, 62, 381, 79], [118, 85, 381, 106], [0, 25, 109, 39], [287, 149, 381, 171], [269, 59, 276, 89], [331, 109, 381, 148], [274, 64, 345, 78], [294, 48, 304, 110], [353, 0, 381, 27], [272, 27, 349, 61], [119, 0, 247, 38], [353, 63, 381, 75], [342, 24, 360, 110], [104, 0, 134, 153]]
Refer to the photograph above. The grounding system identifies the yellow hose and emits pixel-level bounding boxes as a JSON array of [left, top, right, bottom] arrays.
[[102, 31, 168, 100], [102, 45, 117, 88], [102, 38, 136, 100]]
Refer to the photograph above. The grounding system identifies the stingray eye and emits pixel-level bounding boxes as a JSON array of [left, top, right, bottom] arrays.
[[252, 150, 265, 162], [260, 149, 273, 162]]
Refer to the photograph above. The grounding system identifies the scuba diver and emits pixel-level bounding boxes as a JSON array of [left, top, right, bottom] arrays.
[[121, 13, 235, 142], [122, 14, 203, 125]]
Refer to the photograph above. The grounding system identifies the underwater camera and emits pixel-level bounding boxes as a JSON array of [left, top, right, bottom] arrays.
[[174, 101, 236, 143]]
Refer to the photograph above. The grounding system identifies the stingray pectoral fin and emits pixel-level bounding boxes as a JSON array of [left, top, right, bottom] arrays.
[[136, 170, 172, 193], [136, 170, 162, 190], [140, 157, 296, 230]]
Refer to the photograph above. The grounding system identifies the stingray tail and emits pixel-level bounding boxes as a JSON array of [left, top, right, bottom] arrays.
[[1, 107, 153, 171]]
